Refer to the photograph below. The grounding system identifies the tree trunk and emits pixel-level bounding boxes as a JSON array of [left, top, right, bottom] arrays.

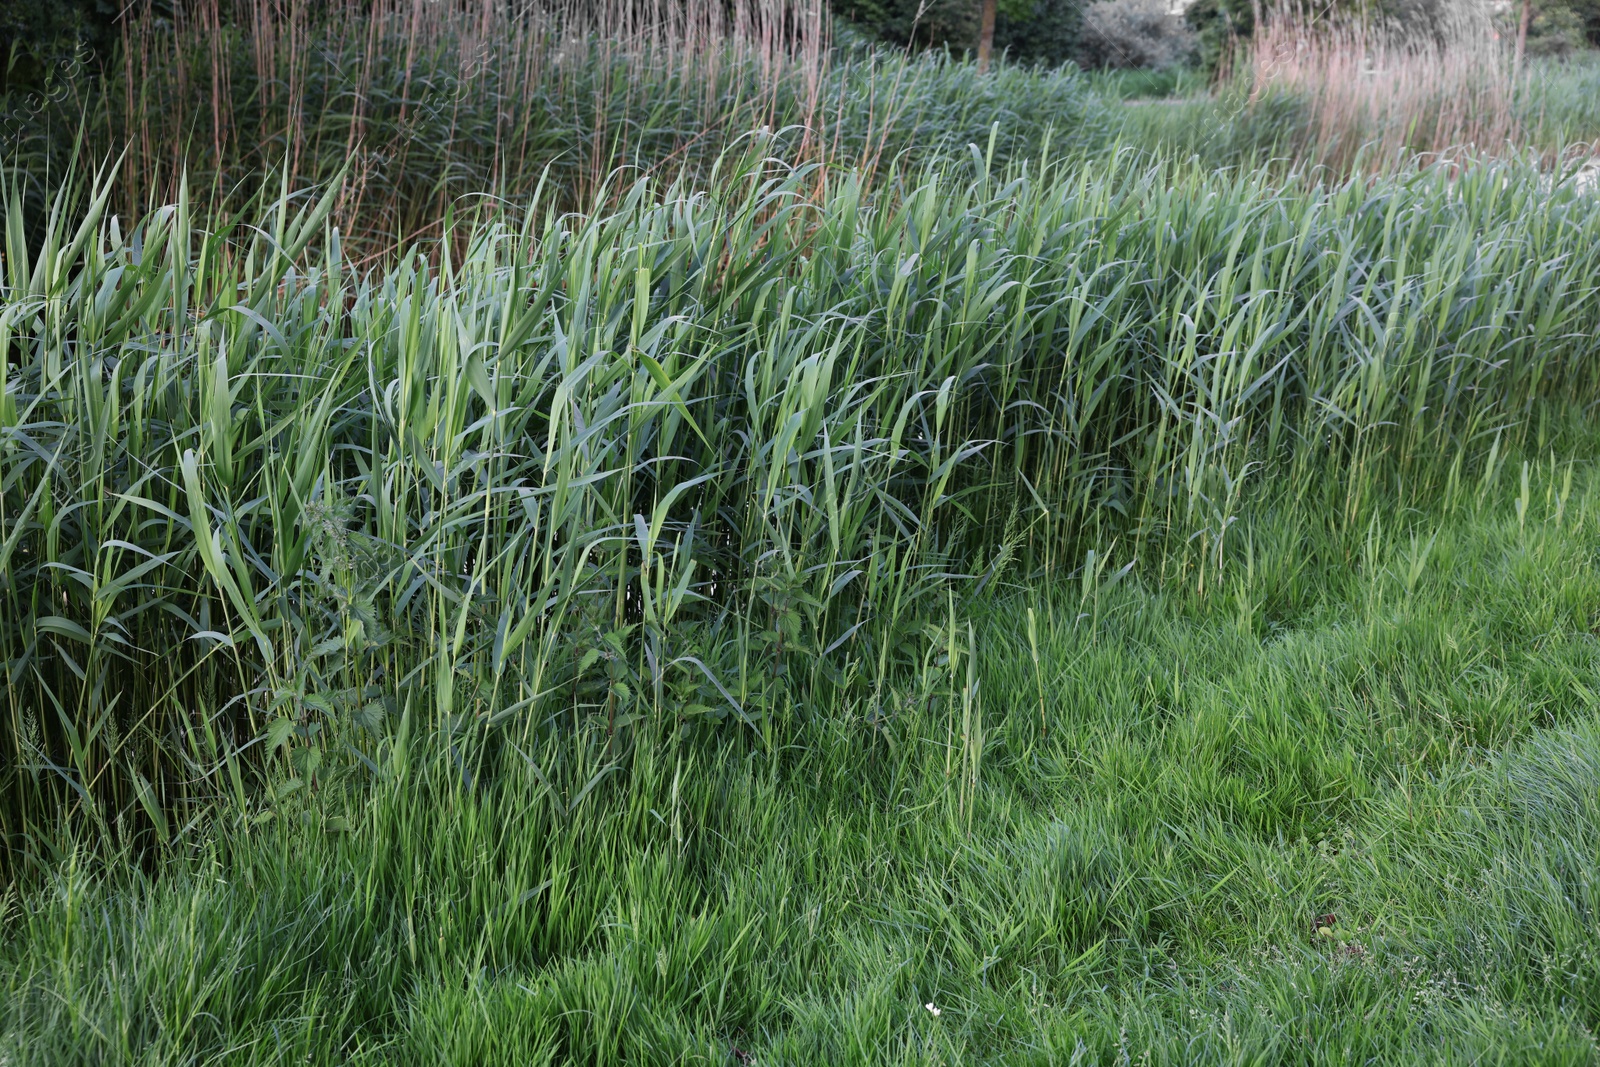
[[977, 0, 999, 73], [1515, 0, 1533, 75]]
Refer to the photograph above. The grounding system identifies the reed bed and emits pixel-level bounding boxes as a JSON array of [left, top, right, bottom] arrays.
[[6, 10, 1600, 1061], [1247, 3, 1518, 171], [1122, 10, 1600, 175], [5, 0, 1107, 253], [1515, 51, 1600, 151], [5, 146, 1600, 863]]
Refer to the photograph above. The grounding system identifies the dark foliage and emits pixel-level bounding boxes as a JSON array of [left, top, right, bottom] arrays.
[[0, 0, 123, 93], [833, 0, 1082, 66], [995, 0, 1085, 66], [1183, 0, 1253, 73]]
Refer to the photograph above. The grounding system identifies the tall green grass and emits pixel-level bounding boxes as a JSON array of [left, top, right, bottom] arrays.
[[1518, 52, 1600, 150], [5, 146, 1600, 865], [6, 446, 1600, 1062]]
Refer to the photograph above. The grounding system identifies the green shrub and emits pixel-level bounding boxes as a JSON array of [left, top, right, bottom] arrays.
[[1074, 0, 1198, 69]]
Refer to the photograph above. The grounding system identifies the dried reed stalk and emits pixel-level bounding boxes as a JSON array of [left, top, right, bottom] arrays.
[[1250, 1, 1517, 170], [113, 0, 830, 240]]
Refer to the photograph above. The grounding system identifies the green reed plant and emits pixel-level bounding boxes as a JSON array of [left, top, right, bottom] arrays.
[[4, 145, 1600, 863], [1516, 52, 1600, 151]]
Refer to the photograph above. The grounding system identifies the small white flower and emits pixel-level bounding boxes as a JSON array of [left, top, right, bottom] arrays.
[[924, 1003, 941, 1017]]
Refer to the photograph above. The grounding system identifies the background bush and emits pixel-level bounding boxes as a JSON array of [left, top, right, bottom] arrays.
[[994, 0, 1088, 65], [1502, 0, 1592, 55], [0, 0, 119, 92], [832, 0, 1084, 65], [1075, 0, 1197, 69]]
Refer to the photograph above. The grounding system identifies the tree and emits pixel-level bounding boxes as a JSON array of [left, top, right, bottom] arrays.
[[1516, 0, 1534, 70], [978, 0, 999, 71]]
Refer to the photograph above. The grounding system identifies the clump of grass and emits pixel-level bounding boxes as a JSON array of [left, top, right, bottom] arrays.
[[4, 147, 1600, 866], [1085, 63, 1209, 100]]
